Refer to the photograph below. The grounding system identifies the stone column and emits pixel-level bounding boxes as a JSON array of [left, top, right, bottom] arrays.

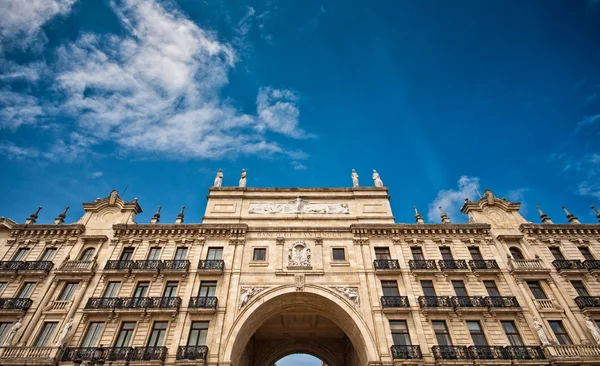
[[18, 277, 60, 345], [276, 237, 284, 271], [515, 278, 546, 339], [314, 237, 323, 271], [547, 277, 588, 343]]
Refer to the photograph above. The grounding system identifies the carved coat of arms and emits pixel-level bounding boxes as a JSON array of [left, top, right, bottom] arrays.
[[288, 242, 311, 267]]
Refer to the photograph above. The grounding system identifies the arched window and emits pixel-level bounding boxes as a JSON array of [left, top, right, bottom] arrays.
[[80, 248, 95, 261], [509, 247, 524, 260]]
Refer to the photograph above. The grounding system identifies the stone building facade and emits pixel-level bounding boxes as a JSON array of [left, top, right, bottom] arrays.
[[0, 182, 600, 366]]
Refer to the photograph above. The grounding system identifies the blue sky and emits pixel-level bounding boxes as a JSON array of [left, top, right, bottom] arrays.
[[1, 0, 600, 230]]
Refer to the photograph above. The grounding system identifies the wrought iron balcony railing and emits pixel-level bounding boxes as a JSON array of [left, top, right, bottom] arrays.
[[469, 346, 509, 359], [198, 260, 225, 271], [62, 347, 132, 361], [85, 297, 181, 310], [162, 260, 190, 271], [189, 296, 218, 309], [553, 260, 586, 272], [129, 346, 168, 361], [0, 298, 33, 311], [574, 296, 600, 310], [418, 296, 453, 308], [408, 260, 437, 271], [381, 296, 410, 308], [468, 260, 499, 271], [504, 346, 545, 360], [373, 260, 400, 271], [0, 261, 53, 272], [391, 345, 422, 359], [438, 260, 469, 271], [432, 345, 471, 360], [584, 260, 600, 271], [485, 296, 520, 308], [452, 296, 487, 308], [131, 260, 162, 271], [176, 346, 209, 360], [104, 260, 133, 271]]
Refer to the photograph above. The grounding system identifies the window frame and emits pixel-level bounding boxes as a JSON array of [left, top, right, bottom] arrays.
[[579, 247, 594, 261], [12, 248, 30, 261], [332, 248, 346, 261], [509, 247, 524, 260], [57, 282, 79, 301], [468, 247, 483, 261], [119, 247, 135, 261], [467, 320, 489, 346], [16, 282, 36, 298], [80, 322, 105, 347], [174, 247, 188, 261], [381, 280, 400, 297], [133, 281, 150, 298], [80, 248, 96, 261], [146, 247, 162, 261], [501, 321, 524, 346], [571, 280, 590, 297], [439, 247, 453, 260], [411, 247, 425, 260], [374, 247, 391, 260], [147, 321, 168, 347], [198, 281, 217, 297], [549, 247, 565, 261], [548, 320, 572, 345], [252, 247, 267, 262], [527, 281, 547, 300], [187, 321, 209, 347], [389, 320, 411, 345], [206, 247, 223, 260], [114, 322, 136, 347], [103, 281, 121, 298], [34, 322, 58, 347], [40, 247, 57, 261], [451, 280, 468, 297], [163, 281, 179, 298], [432, 320, 452, 346], [483, 280, 501, 297], [421, 280, 436, 297]]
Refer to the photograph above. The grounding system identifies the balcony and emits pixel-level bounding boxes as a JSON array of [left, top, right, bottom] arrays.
[[197, 260, 225, 274], [553, 260, 586, 273], [0, 298, 33, 311], [469, 346, 510, 360], [162, 260, 190, 272], [584, 260, 600, 273], [485, 296, 520, 310], [176, 346, 209, 360], [408, 260, 437, 271], [418, 296, 453, 309], [390, 345, 422, 359], [508, 258, 551, 276], [55, 260, 96, 275], [533, 298, 563, 313], [373, 260, 401, 274], [380, 296, 410, 309], [0, 261, 53, 274], [545, 344, 600, 359], [129, 346, 168, 361], [451, 296, 488, 309], [188, 296, 218, 313], [574, 296, 600, 311], [46, 300, 72, 312], [62, 346, 168, 362], [468, 260, 500, 272], [0, 346, 61, 364], [438, 260, 469, 272], [504, 346, 545, 360], [104, 260, 133, 271], [84, 297, 181, 312], [432, 345, 471, 360]]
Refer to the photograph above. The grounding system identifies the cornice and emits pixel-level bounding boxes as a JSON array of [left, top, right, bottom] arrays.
[[520, 223, 600, 238], [208, 187, 388, 193], [9, 224, 85, 240], [0, 217, 18, 230], [350, 223, 491, 238], [112, 223, 248, 239]]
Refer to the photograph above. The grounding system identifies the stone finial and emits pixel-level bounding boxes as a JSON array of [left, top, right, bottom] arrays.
[[53, 206, 70, 225], [175, 206, 185, 224], [151, 206, 162, 224], [439, 206, 451, 224], [592, 206, 600, 222], [562, 206, 580, 224], [25, 206, 42, 224], [414, 206, 424, 224], [536, 206, 553, 224]]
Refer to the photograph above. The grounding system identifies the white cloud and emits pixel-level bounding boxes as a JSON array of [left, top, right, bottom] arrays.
[[292, 161, 307, 170], [0, 141, 40, 159], [575, 114, 600, 133], [578, 182, 600, 199], [0, 91, 45, 128], [428, 176, 480, 222], [46, 0, 309, 160], [507, 188, 530, 216], [90, 171, 103, 178]]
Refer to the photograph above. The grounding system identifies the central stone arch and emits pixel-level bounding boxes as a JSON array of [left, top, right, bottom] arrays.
[[223, 285, 379, 366]]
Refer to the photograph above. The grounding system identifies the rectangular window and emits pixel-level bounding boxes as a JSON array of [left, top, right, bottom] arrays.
[[332, 248, 346, 261], [452, 280, 468, 297], [421, 280, 436, 297], [439, 247, 453, 260], [35, 322, 58, 347], [0, 282, 6, 294], [16, 282, 36, 298], [174, 247, 188, 260], [199, 281, 217, 297], [103, 282, 121, 297], [58, 282, 78, 301], [133, 282, 150, 298], [483, 281, 501, 297], [390, 320, 411, 345], [549, 321, 572, 345], [0, 323, 12, 345], [432, 321, 452, 346], [80, 322, 104, 347], [374, 248, 391, 260], [467, 321, 488, 346], [501, 321, 523, 346], [253, 248, 266, 261], [40, 248, 57, 261], [114, 322, 136, 347], [120, 247, 134, 261], [469, 247, 483, 261], [527, 281, 547, 299], [381, 281, 400, 297], [549, 247, 565, 261], [411, 247, 425, 260], [12, 248, 30, 261], [579, 247, 594, 260], [163, 281, 178, 298], [147, 247, 161, 260], [147, 321, 168, 347], [571, 281, 590, 297], [187, 322, 209, 346], [206, 247, 223, 260]]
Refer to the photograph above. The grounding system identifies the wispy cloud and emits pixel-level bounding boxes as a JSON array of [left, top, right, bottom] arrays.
[[90, 171, 103, 178], [0, 141, 40, 159], [0, 91, 45, 128], [575, 114, 600, 134], [428, 176, 480, 222], [507, 188, 530, 216]]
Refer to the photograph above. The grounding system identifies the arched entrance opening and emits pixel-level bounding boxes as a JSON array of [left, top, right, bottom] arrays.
[[276, 354, 323, 365], [225, 286, 377, 366]]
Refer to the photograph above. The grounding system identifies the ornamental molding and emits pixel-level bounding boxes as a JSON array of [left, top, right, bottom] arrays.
[[9, 225, 85, 241], [333, 286, 360, 306], [520, 224, 600, 239], [239, 287, 267, 309], [248, 197, 349, 215], [350, 224, 491, 239], [111, 224, 248, 240]]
